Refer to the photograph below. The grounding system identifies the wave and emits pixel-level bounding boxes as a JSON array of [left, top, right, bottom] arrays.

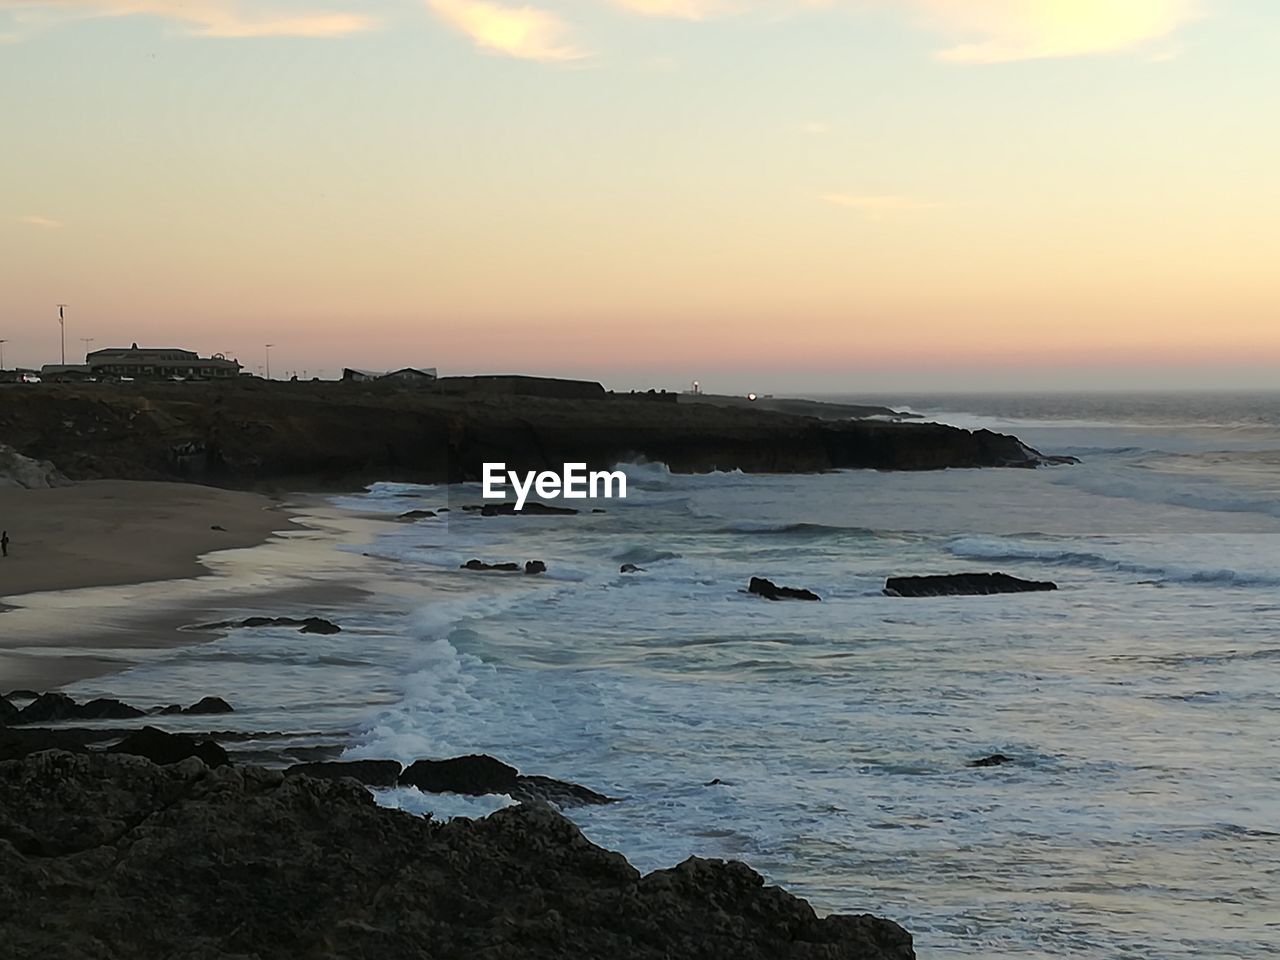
[[613, 545, 683, 565], [616, 460, 747, 491], [712, 520, 876, 539], [947, 537, 1280, 587]]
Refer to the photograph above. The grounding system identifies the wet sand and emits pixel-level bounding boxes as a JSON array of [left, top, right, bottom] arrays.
[[0, 482, 404, 692]]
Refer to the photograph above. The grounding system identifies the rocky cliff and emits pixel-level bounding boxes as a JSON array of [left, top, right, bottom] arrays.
[[0, 750, 915, 960], [0, 381, 1069, 490]]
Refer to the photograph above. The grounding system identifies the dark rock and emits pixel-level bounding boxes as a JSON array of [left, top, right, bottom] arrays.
[[76, 698, 147, 721], [16, 692, 79, 723], [210, 524, 226, 531], [237, 615, 342, 634], [592, 508, 607, 513], [884, 573, 1057, 597], [479, 501, 578, 516], [706, 778, 723, 786], [524, 560, 547, 575], [4, 689, 39, 701], [183, 696, 234, 716], [285, 759, 403, 787], [107, 726, 230, 768], [0, 696, 17, 726], [620, 563, 644, 573], [460, 559, 521, 572], [398, 509, 436, 520], [969, 754, 1016, 767], [0, 727, 91, 760], [0, 752, 915, 959], [747, 577, 821, 602], [151, 704, 185, 715], [510, 775, 619, 807], [399, 755, 616, 807], [399, 754, 519, 795]]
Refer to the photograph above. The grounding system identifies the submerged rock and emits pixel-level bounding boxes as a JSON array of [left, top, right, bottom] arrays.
[[0, 696, 18, 726], [883, 573, 1057, 597], [398, 509, 437, 520], [286, 759, 403, 787], [747, 577, 821, 602], [620, 563, 644, 573], [478, 502, 579, 517], [969, 754, 1016, 768], [524, 560, 547, 575], [0, 751, 915, 959], [461, 559, 521, 572], [107, 726, 230, 768], [238, 616, 342, 634]]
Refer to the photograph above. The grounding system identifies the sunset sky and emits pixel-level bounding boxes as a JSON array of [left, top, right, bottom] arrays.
[[2, 0, 1277, 391]]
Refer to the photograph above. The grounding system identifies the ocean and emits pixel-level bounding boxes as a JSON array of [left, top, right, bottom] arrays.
[[67, 391, 1280, 958]]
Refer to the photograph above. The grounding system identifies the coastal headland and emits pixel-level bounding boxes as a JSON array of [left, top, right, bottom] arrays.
[[0, 378, 1069, 492]]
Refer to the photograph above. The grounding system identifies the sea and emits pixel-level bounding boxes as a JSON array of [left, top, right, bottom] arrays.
[[66, 391, 1280, 959]]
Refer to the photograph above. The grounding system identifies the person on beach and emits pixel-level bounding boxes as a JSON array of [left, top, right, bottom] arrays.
[[1, 530, 7, 557]]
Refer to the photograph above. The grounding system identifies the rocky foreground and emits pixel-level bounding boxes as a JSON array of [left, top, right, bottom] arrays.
[[0, 751, 915, 960], [0, 380, 1071, 489]]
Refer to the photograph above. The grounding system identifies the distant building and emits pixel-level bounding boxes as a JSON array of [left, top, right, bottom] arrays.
[[342, 367, 438, 383], [40, 364, 94, 382], [87, 344, 241, 380]]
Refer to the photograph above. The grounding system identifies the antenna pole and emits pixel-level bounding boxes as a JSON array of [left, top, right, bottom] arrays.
[[56, 304, 68, 364]]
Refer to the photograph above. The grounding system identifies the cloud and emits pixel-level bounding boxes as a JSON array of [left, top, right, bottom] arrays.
[[906, 0, 1203, 64], [608, 0, 735, 20], [427, 0, 586, 61], [822, 193, 939, 217], [0, 1, 378, 38], [21, 215, 63, 228], [600, 0, 1204, 64], [801, 121, 833, 135]]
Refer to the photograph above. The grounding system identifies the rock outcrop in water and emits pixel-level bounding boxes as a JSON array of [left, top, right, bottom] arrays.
[[0, 692, 237, 726], [0, 380, 1071, 489], [883, 573, 1057, 597], [399, 753, 619, 807], [462, 559, 522, 572], [0, 751, 915, 960], [747, 577, 822, 601]]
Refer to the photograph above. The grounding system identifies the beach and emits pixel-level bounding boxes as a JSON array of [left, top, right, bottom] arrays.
[[0, 480, 395, 691], [0, 480, 287, 598]]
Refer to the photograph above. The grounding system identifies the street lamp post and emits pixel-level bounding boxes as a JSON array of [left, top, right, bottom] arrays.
[[264, 344, 275, 381], [0, 340, 7, 370]]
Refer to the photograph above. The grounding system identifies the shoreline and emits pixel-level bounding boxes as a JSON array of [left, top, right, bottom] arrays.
[[0, 481, 404, 691]]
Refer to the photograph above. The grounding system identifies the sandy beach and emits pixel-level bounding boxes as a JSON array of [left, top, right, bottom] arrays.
[[0, 480, 287, 599], [0, 481, 406, 692]]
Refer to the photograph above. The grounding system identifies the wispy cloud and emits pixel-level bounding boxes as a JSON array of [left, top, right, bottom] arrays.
[[906, 0, 1203, 64], [601, 0, 1205, 64], [822, 193, 939, 217], [427, 0, 587, 61], [21, 215, 63, 228], [0, 1, 378, 39], [609, 0, 735, 20], [801, 121, 833, 135]]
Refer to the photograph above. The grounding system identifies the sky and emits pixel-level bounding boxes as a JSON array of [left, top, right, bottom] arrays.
[[1, 0, 1278, 393]]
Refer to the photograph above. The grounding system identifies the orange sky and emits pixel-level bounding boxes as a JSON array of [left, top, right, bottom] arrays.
[[2, 0, 1277, 390]]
